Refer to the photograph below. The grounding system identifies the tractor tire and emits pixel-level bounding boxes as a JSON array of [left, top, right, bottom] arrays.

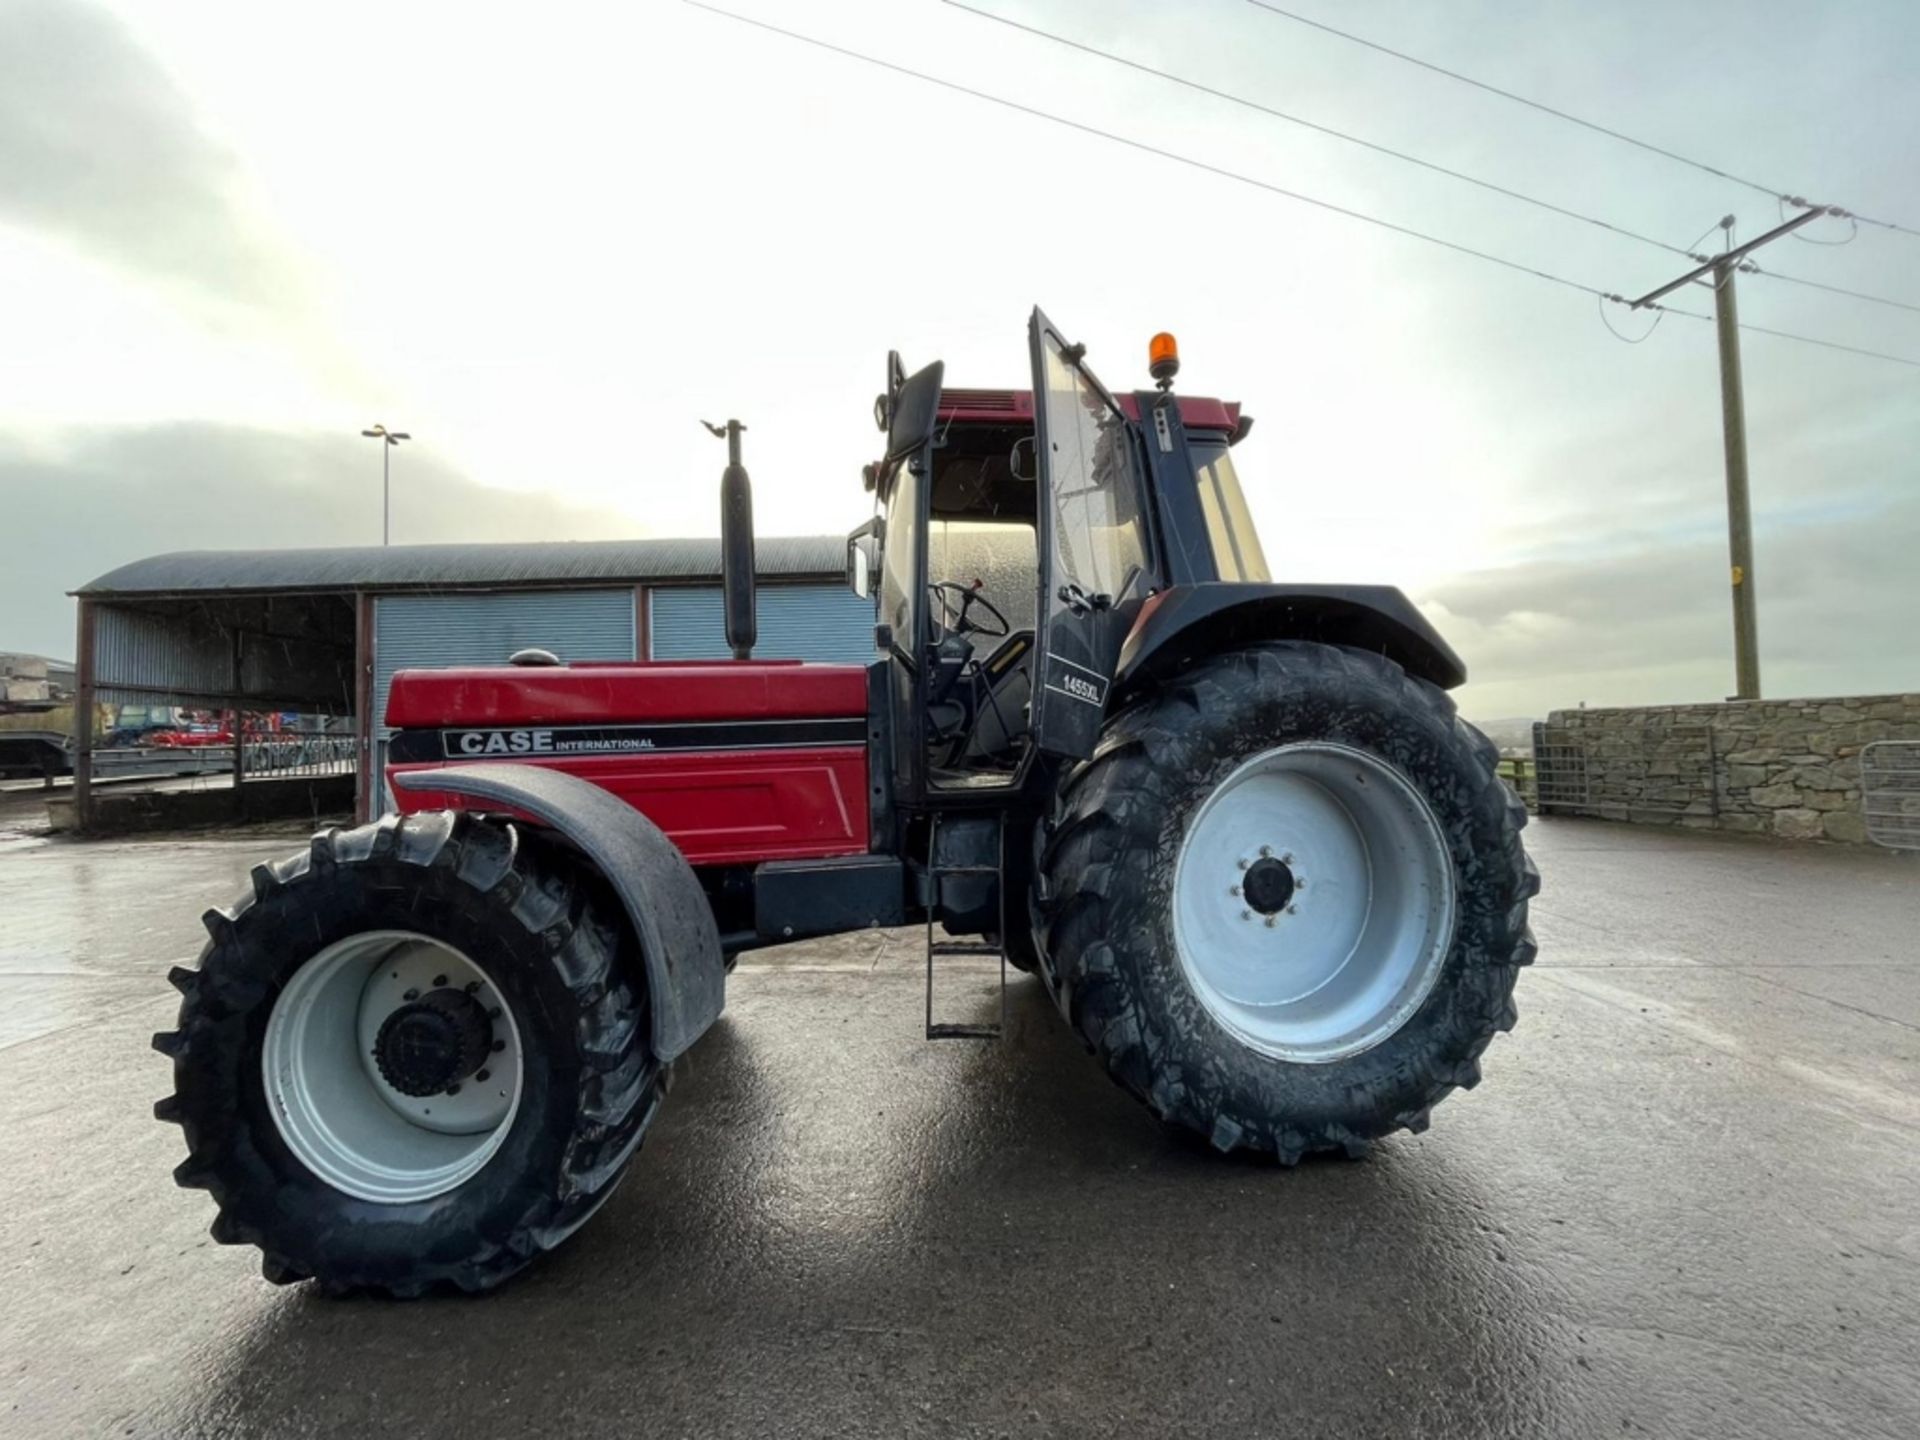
[[1031, 641, 1537, 1161], [1004, 922, 1042, 975], [154, 810, 664, 1296]]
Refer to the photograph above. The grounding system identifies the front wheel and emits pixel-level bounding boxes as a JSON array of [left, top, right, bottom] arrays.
[[1031, 641, 1537, 1161], [154, 811, 664, 1295]]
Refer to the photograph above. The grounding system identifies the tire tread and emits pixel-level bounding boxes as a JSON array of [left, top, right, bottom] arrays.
[[156, 810, 663, 1296], [1030, 640, 1533, 1161]]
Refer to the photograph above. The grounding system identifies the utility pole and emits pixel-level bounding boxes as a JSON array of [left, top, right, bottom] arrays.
[[360, 424, 411, 545], [1628, 206, 1828, 700], [1710, 257, 1758, 702]]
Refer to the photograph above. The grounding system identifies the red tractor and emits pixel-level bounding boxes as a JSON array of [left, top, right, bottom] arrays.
[[156, 311, 1536, 1295]]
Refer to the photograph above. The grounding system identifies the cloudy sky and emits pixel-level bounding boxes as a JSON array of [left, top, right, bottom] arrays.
[[3, 0, 1915, 719]]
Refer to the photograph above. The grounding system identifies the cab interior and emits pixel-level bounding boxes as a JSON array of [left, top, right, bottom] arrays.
[[919, 419, 1041, 789]]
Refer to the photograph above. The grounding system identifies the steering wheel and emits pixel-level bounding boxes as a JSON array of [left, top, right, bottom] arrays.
[[929, 580, 1010, 639]]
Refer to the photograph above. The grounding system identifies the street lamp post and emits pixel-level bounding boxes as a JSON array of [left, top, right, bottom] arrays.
[[360, 424, 411, 545]]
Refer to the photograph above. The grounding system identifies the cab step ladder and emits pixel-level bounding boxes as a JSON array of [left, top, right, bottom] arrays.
[[924, 814, 1007, 1041]]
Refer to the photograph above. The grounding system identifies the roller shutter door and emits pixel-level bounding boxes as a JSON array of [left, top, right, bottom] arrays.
[[650, 584, 875, 663], [373, 589, 636, 807]]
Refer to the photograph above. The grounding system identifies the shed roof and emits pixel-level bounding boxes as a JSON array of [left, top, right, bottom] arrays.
[[76, 535, 847, 598]]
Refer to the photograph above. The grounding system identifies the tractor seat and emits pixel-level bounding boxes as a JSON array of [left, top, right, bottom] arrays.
[[925, 629, 1035, 783], [957, 630, 1034, 764]]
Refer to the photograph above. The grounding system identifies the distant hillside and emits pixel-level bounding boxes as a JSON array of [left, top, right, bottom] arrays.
[[1469, 717, 1540, 753]]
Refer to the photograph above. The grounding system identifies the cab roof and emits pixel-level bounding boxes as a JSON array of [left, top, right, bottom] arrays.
[[937, 389, 1242, 432]]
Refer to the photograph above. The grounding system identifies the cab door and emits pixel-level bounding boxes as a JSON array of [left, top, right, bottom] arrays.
[[1027, 308, 1157, 760], [874, 357, 945, 804]]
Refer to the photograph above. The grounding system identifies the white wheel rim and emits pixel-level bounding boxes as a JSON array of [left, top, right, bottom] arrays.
[[261, 931, 524, 1203], [1172, 742, 1456, 1063]]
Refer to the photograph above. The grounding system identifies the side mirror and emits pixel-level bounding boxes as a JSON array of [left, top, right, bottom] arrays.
[[885, 360, 945, 465], [874, 350, 909, 433], [846, 517, 882, 601]]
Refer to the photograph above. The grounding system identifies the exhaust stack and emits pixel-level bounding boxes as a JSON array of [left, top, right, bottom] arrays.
[[704, 418, 757, 661]]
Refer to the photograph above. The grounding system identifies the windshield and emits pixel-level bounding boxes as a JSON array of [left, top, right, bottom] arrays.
[[1190, 436, 1271, 583]]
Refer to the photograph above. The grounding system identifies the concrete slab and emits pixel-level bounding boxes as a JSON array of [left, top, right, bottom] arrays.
[[0, 815, 1915, 1438]]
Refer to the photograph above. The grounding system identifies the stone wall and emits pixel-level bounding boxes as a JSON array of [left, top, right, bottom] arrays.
[[1535, 694, 1920, 843]]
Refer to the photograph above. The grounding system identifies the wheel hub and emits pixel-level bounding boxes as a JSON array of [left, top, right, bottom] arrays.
[[262, 932, 524, 1204], [1173, 741, 1457, 1063], [1241, 855, 1297, 916], [373, 988, 494, 1097]]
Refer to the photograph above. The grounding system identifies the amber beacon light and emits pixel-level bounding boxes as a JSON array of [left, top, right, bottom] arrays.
[[1148, 332, 1180, 389]]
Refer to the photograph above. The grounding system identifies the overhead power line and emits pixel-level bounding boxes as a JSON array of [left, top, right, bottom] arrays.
[[1242, 0, 1920, 243], [1241, 0, 1781, 197], [939, 0, 1694, 259], [948, 2, 1920, 316], [1654, 305, 1920, 368], [1596, 293, 1666, 345], [1740, 263, 1920, 315], [678, 2, 1920, 370], [680, 0, 1600, 299]]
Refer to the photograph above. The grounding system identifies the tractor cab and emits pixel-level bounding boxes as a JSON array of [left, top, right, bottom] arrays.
[[851, 308, 1267, 800]]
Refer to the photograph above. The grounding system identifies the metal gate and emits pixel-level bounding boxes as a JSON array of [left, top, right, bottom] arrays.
[[1531, 722, 1716, 820], [1532, 722, 1588, 813], [1861, 740, 1920, 850]]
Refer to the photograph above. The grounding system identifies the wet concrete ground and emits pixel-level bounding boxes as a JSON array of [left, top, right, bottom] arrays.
[[1, 815, 1915, 1438]]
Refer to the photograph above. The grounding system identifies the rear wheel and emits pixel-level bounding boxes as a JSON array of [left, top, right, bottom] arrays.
[[1031, 641, 1536, 1160], [154, 811, 664, 1295]]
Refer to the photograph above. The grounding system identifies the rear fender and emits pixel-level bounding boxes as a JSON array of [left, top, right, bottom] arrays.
[[391, 763, 724, 1062], [1112, 583, 1466, 697]]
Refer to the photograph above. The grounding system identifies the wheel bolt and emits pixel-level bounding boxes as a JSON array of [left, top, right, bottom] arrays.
[[488, 1006, 502, 1019], [1237, 857, 1250, 870], [432, 974, 448, 988], [465, 981, 481, 994], [1229, 885, 1242, 897], [1258, 844, 1272, 858], [476, 1068, 490, 1082], [1240, 909, 1252, 921], [491, 1039, 505, 1052], [1287, 903, 1299, 915], [446, 1082, 461, 1095], [1264, 915, 1277, 928], [1281, 852, 1294, 865], [402, 987, 419, 1001]]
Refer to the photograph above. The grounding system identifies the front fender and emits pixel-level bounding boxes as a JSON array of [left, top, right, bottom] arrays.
[[391, 763, 724, 1062], [1113, 582, 1467, 696]]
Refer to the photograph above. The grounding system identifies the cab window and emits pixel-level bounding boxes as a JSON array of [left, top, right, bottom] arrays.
[[1038, 340, 1151, 606], [878, 462, 922, 643], [1190, 436, 1271, 583]]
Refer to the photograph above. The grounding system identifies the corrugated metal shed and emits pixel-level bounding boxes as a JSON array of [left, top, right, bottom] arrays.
[[92, 605, 233, 707], [92, 594, 357, 712], [76, 535, 847, 598]]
